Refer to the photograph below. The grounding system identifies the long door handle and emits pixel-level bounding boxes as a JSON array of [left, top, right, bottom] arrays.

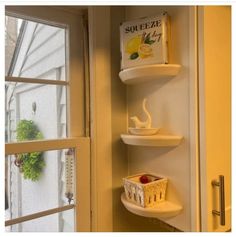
[[212, 175, 225, 226]]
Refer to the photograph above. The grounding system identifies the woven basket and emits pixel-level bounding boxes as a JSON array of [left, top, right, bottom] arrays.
[[123, 173, 168, 208]]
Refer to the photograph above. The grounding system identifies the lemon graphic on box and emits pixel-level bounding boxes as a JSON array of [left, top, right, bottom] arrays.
[[138, 43, 153, 58], [125, 36, 142, 54], [125, 36, 154, 60]]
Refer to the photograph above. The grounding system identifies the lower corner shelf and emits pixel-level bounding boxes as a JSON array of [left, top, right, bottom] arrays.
[[121, 193, 183, 219]]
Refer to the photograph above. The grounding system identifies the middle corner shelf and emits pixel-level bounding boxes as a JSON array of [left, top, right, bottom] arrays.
[[121, 134, 183, 147]]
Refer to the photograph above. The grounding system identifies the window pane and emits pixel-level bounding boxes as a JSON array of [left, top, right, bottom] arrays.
[[5, 148, 75, 231], [5, 82, 67, 142], [5, 16, 66, 81], [6, 209, 75, 232]]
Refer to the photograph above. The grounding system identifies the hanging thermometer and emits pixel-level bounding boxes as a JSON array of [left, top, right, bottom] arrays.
[[65, 148, 74, 204]]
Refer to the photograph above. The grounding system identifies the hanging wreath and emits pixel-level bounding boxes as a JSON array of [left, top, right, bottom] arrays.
[[15, 120, 45, 181]]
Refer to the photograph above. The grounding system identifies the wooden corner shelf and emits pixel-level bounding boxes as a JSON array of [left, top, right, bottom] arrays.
[[121, 193, 183, 219], [119, 64, 181, 85], [121, 134, 183, 147]]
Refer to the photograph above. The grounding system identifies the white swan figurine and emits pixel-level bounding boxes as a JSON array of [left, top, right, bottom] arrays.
[[130, 98, 152, 128]]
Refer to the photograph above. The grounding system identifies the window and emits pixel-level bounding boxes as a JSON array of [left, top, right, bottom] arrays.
[[5, 6, 90, 232], [5, 148, 75, 232]]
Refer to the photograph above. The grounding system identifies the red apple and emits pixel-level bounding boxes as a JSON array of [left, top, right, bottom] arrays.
[[139, 175, 149, 184]]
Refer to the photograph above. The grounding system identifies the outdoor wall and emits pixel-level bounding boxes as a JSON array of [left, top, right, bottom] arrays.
[[17, 84, 60, 232]]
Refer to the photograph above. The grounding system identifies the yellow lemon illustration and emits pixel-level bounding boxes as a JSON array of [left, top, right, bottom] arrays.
[[125, 36, 142, 54], [138, 44, 153, 58]]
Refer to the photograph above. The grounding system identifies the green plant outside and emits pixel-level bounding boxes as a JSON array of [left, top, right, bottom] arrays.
[[16, 120, 45, 181]]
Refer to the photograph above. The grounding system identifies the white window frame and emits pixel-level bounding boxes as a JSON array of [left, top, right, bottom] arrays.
[[5, 6, 90, 232]]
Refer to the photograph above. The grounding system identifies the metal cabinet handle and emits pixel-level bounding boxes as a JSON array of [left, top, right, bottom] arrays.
[[212, 175, 225, 226]]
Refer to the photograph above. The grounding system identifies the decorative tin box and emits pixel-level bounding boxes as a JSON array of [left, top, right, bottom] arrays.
[[120, 12, 170, 70]]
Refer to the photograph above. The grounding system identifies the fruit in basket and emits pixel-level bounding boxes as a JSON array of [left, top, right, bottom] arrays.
[[139, 175, 150, 184]]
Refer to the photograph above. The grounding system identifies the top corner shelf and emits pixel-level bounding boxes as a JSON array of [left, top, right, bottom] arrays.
[[119, 64, 181, 85]]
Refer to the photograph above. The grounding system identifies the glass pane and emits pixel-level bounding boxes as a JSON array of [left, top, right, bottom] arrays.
[[5, 148, 75, 231], [5, 82, 67, 142], [5, 16, 66, 81], [6, 208, 75, 232]]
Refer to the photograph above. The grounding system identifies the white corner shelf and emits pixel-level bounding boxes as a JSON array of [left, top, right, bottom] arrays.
[[121, 134, 183, 147], [121, 193, 183, 219], [119, 64, 181, 85]]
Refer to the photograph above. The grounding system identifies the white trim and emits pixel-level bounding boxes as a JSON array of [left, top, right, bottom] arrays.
[[75, 137, 90, 231], [6, 138, 82, 154], [198, 7, 208, 231], [5, 76, 68, 86], [5, 6, 83, 29], [67, 14, 86, 137], [189, 6, 201, 232], [88, 6, 113, 232], [5, 204, 75, 227]]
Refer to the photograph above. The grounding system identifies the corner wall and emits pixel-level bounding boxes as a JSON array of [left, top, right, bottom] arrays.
[[90, 6, 197, 232], [125, 6, 193, 231]]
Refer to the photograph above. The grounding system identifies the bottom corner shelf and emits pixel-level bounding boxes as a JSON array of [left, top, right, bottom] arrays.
[[121, 193, 182, 219]]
